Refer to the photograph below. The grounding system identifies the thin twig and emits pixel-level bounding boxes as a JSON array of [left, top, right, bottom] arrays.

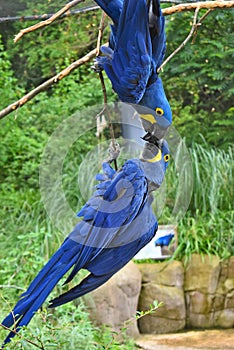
[[96, 12, 107, 56], [95, 12, 118, 169], [0, 6, 99, 23], [0, 284, 25, 291], [192, 8, 213, 43], [158, 7, 200, 72], [0, 323, 45, 349], [14, 0, 85, 43]]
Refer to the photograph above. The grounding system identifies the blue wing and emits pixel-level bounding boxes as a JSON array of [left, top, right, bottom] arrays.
[[2, 160, 158, 346], [148, 0, 166, 71], [98, 0, 152, 103]]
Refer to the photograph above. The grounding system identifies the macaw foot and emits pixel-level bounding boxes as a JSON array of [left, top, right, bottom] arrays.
[[91, 59, 102, 73], [108, 141, 120, 163]]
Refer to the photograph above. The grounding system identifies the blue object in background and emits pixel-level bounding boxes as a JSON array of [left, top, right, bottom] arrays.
[[155, 233, 174, 247]]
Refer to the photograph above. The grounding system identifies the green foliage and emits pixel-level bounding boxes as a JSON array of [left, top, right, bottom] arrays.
[[0, 35, 23, 108], [4, 1, 104, 88], [174, 209, 234, 263], [161, 142, 234, 260], [163, 9, 234, 147]]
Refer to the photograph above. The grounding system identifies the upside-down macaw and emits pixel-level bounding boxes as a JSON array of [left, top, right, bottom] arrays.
[[94, 0, 172, 140], [1, 140, 170, 346]]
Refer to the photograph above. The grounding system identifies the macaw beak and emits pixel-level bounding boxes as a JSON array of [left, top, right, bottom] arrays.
[[142, 131, 162, 149], [141, 123, 165, 146]]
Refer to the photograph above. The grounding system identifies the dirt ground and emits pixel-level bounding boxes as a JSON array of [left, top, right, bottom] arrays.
[[136, 329, 234, 350]]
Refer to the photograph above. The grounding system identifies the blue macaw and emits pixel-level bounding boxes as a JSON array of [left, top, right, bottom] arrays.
[[155, 233, 174, 247], [94, 0, 172, 140], [1, 140, 170, 346]]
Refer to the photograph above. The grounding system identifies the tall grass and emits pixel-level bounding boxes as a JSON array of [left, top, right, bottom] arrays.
[[168, 142, 234, 261], [190, 142, 233, 214]]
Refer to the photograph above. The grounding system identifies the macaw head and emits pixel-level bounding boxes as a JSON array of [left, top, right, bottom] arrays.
[[136, 77, 172, 140], [141, 139, 170, 189]]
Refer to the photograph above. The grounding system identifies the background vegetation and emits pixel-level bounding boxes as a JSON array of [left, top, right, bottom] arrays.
[[0, 0, 233, 348]]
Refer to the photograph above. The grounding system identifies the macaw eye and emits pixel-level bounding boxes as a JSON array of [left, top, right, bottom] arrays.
[[164, 154, 170, 162], [155, 108, 164, 116]]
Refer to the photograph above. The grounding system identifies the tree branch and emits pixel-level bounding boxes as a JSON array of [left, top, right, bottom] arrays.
[[0, 47, 100, 120], [162, 0, 234, 15], [0, 6, 99, 23], [158, 7, 202, 72], [14, 0, 85, 43], [0, 0, 189, 24]]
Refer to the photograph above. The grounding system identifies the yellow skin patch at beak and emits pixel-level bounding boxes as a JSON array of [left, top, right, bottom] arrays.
[[146, 149, 162, 163], [140, 113, 156, 124]]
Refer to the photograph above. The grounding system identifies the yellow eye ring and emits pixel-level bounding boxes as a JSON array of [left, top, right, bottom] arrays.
[[155, 107, 164, 116], [164, 154, 170, 162]]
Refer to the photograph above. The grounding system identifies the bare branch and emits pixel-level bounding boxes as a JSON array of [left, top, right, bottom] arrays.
[[162, 0, 234, 15], [96, 12, 107, 56], [159, 7, 200, 72], [14, 0, 85, 43], [0, 47, 101, 120], [158, 6, 214, 71]]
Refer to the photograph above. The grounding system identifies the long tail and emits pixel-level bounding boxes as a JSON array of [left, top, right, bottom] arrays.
[[1, 238, 81, 346]]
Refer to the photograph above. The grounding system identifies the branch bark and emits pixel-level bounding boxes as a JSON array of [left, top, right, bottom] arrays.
[[162, 0, 234, 15]]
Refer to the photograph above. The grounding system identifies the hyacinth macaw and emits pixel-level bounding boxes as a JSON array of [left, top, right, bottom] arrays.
[[1, 140, 170, 346], [94, 0, 172, 140]]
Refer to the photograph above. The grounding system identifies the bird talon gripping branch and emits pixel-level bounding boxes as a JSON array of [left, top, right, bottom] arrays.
[[108, 141, 121, 162], [91, 59, 102, 73]]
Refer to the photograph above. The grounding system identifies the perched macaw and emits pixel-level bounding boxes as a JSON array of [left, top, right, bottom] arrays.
[[1, 140, 170, 346], [94, 0, 172, 140], [155, 233, 174, 247]]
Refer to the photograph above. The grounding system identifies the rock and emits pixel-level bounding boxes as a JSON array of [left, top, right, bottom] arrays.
[[83, 261, 141, 338], [188, 291, 214, 314], [138, 261, 185, 334], [228, 256, 234, 279], [214, 309, 234, 328], [137, 260, 184, 288], [188, 312, 214, 328], [184, 254, 220, 294]]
